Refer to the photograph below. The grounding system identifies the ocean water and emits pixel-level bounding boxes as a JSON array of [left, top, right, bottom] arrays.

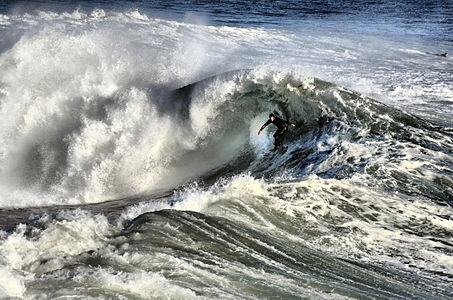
[[0, 0, 452, 299]]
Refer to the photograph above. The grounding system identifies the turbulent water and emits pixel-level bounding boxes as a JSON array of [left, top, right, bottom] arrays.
[[1, 1, 453, 299]]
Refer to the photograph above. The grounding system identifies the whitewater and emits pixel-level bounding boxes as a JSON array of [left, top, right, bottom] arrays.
[[0, 1, 452, 299]]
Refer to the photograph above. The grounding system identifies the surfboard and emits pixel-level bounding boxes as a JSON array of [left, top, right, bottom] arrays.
[[270, 146, 288, 153]]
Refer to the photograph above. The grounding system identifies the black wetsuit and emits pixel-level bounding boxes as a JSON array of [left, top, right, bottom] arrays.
[[260, 116, 291, 149]]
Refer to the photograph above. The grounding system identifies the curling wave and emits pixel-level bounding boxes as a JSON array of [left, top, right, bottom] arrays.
[[1, 66, 453, 209]]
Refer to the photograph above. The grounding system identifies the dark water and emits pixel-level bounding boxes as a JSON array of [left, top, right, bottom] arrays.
[[2, 0, 453, 36], [0, 1, 452, 299]]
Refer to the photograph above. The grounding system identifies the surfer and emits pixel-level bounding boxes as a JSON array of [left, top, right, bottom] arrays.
[[258, 113, 296, 151]]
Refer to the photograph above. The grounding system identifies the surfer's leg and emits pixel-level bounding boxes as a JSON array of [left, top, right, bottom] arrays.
[[273, 126, 288, 148], [273, 130, 282, 148]]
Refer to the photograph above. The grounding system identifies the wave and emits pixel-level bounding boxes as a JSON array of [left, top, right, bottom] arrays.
[[1, 59, 453, 209], [0, 9, 451, 210]]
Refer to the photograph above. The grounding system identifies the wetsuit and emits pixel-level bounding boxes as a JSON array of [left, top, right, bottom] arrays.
[[260, 116, 292, 149]]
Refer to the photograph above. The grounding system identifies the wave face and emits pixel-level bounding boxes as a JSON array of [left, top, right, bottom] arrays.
[[0, 3, 453, 299]]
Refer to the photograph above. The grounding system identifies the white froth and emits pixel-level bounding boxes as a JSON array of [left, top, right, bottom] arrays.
[[0, 15, 251, 206], [0, 210, 113, 272], [0, 265, 26, 298], [77, 270, 199, 299]]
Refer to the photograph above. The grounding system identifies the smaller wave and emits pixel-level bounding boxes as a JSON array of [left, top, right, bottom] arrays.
[[1, 178, 452, 299]]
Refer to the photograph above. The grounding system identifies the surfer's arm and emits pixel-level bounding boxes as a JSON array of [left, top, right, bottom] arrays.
[[258, 120, 271, 135]]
